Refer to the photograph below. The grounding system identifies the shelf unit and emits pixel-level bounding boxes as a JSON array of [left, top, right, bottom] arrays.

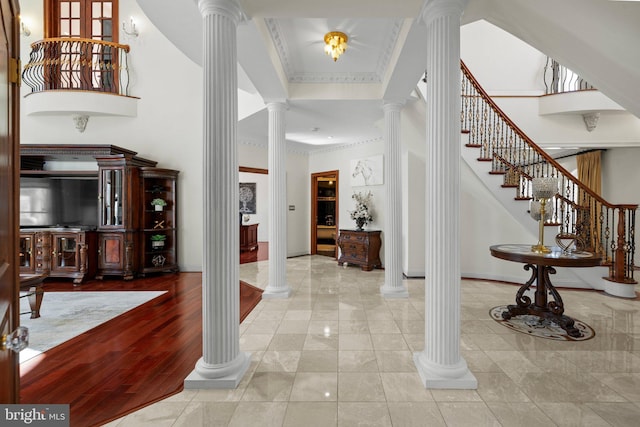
[[139, 167, 179, 275]]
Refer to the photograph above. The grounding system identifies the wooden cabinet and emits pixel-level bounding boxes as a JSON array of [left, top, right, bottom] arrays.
[[19, 229, 97, 284], [337, 229, 382, 271], [139, 168, 179, 275], [240, 223, 259, 252], [96, 231, 136, 280], [19, 145, 179, 281], [96, 154, 155, 280]]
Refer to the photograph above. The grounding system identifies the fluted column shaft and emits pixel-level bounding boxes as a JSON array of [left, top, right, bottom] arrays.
[[381, 101, 408, 298], [264, 101, 292, 298], [413, 0, 477, 389], [185, 0, 250, 389]]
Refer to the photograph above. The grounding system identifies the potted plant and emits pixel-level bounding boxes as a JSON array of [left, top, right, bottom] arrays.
[[150, 234, 166, 249], [151, 198, 167, 211]]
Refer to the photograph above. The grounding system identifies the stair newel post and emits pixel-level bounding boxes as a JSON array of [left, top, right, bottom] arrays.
[[613, 208, 626, 282]]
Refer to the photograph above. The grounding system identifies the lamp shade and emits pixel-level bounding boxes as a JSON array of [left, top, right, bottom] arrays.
[[532, 177, 558, 199], [530, 200, 553, 221]]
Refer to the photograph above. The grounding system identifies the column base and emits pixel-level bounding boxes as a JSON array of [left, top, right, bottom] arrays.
[[262, 284, 292, 299], [184, 352, 251, 389], [413, 352, 477, 389], [380, 284, 409, 298]]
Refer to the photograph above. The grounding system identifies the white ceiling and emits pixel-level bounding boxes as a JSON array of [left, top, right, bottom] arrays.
[[138, 0, 640, 150]]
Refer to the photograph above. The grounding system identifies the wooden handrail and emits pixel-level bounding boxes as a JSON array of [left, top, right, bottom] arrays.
[[30, 37, 131, 53]]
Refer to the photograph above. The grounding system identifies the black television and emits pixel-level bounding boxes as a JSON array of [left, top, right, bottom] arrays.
[[20, 176, 99, 228]]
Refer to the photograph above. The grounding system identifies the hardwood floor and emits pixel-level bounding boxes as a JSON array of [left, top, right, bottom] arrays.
[[20, 243, 268, 427]]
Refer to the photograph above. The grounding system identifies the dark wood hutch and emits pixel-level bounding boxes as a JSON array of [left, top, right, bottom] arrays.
[[19, 145, 179, 282]]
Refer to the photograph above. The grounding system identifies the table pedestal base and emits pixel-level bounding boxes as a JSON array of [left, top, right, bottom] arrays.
[[501, 263, 583, 338]]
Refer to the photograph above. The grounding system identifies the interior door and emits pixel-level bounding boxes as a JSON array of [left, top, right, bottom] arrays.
[[311, 171, 339, 258], [0, 0, 20, 404]]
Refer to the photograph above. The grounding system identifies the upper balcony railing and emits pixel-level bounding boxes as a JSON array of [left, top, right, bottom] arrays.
[[22, 38, 131, 96], [543, 57, 595, 94]]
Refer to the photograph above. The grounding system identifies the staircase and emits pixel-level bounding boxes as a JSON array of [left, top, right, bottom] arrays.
[[459, 61, 637, 298]]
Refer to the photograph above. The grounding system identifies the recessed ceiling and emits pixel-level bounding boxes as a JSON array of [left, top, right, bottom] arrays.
[[266, 18, 403, 83]]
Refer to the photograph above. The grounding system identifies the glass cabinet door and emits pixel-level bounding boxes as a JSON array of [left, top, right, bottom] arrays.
[[101, 168, 123, 226], [19, 235, 33, 268], [52, 234, 78, 270]]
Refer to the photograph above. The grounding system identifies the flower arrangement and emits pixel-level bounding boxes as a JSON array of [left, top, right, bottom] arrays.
[[349, 191, 373, 230]]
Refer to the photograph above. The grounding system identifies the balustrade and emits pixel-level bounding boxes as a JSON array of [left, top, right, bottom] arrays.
[[461, 61, 636, 284], [22, 38, 131, 96]]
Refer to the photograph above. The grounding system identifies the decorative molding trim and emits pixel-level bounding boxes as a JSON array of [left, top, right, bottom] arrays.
[[73, 115, 89, 133], [582, 112, 600, 132], [307, 136, 383, 154], [289, 72, 380, 84]]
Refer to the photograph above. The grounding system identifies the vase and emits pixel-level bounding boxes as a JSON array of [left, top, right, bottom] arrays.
[[355, 218, 366, 231]]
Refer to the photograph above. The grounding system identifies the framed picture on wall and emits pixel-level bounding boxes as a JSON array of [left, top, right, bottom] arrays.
[[239, 182, 257, 214], [351, 154, 383, 186]]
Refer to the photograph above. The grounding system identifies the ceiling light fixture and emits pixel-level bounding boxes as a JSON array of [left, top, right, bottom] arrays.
[[324, 31, 348, 62]]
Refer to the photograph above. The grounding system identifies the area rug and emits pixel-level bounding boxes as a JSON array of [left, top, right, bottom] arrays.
[[19, 291, 166, 363], [240, 280, 263, 322], [489, 305, 595, 341]]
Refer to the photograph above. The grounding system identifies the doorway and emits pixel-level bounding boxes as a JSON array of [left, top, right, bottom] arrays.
[[311, 170, 339, 258]]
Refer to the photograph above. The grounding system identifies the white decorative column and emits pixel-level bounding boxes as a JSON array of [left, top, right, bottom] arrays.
[[381, 101, 409, 298], [263, 101, 292, 298], [185, 0, 250, 389], [413, 0, 477, 389]]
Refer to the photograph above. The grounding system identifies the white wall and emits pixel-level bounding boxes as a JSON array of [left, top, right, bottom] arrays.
[[461, 20, 545, 96], [238, 143, 310, 257]]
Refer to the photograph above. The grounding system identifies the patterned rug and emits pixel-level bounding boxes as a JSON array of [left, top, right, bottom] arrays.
[[489, 305, 595, 341]]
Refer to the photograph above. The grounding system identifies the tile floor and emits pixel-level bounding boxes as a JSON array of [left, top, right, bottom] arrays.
[[106, 255, 640, 426]]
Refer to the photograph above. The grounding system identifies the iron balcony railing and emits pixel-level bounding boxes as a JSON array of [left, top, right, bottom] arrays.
[[543, 57, 595, 94], [461, 61, 636, 284], [22, 37, 131, 96]]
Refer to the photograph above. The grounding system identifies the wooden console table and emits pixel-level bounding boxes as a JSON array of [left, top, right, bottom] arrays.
[[20, 274, 45, 319], [490, 244, 602, 338], [337, 229, 381, 271], [240, 223, 259, 252]]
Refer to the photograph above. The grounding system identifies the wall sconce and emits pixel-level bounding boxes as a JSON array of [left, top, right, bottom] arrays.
[[122, 17, 139, 37], [20, 18, 31, 37]]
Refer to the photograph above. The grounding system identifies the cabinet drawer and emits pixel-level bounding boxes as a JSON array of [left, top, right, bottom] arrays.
[[340, 232, 367, 243]]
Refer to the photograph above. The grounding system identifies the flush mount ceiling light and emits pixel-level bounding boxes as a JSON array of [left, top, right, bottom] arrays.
[[324, 31, 348, 62]]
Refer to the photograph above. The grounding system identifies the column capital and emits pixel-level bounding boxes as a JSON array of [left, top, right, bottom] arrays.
[[266, 101, 289, 112], [382, 100, 405, 113], [197, 0, 245, 24], [418, 0, 468, 26]]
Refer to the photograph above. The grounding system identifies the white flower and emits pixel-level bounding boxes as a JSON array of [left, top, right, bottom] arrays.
[[349, 191, 373, 223]]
